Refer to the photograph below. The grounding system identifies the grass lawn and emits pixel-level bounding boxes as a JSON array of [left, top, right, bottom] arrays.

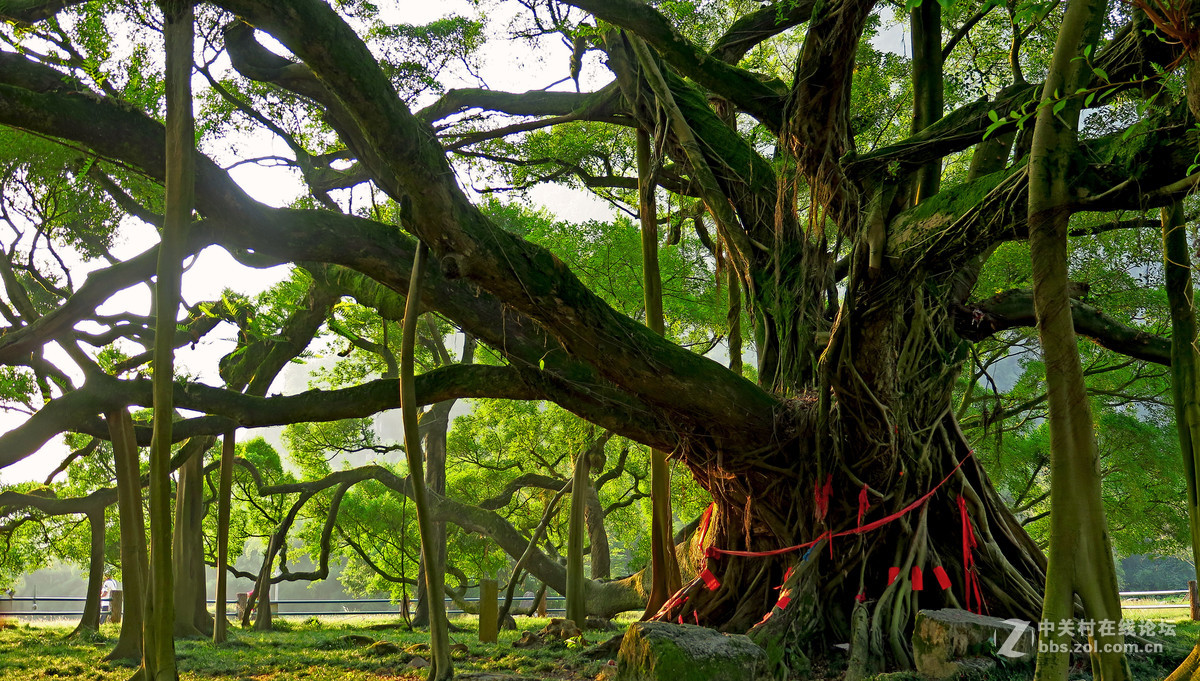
[[0, 614, 628, 680], [1, 608, 1197, 680]]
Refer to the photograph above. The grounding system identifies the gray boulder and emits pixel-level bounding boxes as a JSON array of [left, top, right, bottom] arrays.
[[913, 608, 1036, 679], [617, 621, 770, 681]]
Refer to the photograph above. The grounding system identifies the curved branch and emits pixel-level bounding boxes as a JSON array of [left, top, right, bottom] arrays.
[[710, 1, 817, 65], [953, 288, 1170, 365]]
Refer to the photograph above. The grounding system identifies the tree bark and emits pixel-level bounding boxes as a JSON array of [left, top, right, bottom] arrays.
[[69, 507, 105, 636], [636, 121, 682, 618], [584, 472, 610, 580], [106, 408, 147, 661], [909, 0, 943, 203], [1028, 0, 1129, 676], [144, 1, 193, 678], [412, 399, 452, 628], [1162, 199, 1200, 681], [566, 439, 591, 625], [172, 438, 213, 637], [400, 240, 452, 680], [212, 429, 235, 644]]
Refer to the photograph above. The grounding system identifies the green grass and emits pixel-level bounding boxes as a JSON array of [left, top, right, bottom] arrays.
[[0, 615, 628, 680], [2, 609, 1196, 680]]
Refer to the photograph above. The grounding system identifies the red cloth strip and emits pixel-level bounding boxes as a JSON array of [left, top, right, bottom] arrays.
[[910, 566, 924, 591], [888, 567, 900, 585], [700, 568, 721, 591], [933, 565, 951, 590], [857, 484, 870, 526], [814, 473, 833, 522]]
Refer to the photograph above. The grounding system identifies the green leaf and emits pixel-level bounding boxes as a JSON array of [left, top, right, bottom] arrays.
[[988, 109, 999, 123], [1053, 99, 1067, 115]]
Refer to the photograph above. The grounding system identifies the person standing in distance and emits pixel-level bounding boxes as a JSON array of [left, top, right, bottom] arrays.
[[99, 574, 118, 624]]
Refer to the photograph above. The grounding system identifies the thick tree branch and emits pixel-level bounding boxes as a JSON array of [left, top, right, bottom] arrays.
[[953, 288, 1170, 365]]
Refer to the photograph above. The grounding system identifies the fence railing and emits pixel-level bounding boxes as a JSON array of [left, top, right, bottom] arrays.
[[2, 582, 1196, 620], [1118, 581, 1198, 617], [0, 593, 566, 619]]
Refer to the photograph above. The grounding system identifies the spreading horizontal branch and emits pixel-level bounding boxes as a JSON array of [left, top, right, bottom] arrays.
[[953, 288, 1170, 365]]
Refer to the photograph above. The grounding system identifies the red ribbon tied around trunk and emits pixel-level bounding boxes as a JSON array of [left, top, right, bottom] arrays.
[[857, 484, 870, 526], [958, 495, 987, 614], [706, 452, 972, 559]]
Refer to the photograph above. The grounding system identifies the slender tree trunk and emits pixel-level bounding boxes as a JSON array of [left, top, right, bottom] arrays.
[[106, 408, 147, 661], [144, 2, 193, 678], [1163, 200, 1200, 681], [1165, 40, 1200, 680], [413, 400, 453, 628], [172, 439, 212, 637], [1028, 0, 1128, 676], [414, 334, 472, 627], [400, 241, 452, 681], [566, 444, 591, 625], [213, 430, 235, 644], [584, 477, 610, 580], [71, 508, 105, 636], [727, 269, 742, 375], [637, 125, 682, 617]]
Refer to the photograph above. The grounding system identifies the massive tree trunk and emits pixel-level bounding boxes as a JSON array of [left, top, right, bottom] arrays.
[[644, 3, 1048, 672], [7, 0, 1184, 674]]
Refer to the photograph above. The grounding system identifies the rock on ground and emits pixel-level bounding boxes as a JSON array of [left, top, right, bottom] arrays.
[[913, 608, 1035, 679], [616, 621, 770, 681]]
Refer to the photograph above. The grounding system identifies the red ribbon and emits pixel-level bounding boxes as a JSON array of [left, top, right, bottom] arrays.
[[910, 566, 924, 591], [887, 567, 900, 585], [709, 452, 973, 559], [776, 592, 792, 610], [958, 495, 987, 614], [857, 484, 870, 526], [700, 568, 721, 591], [933, 565, 952, 590], [814, 473, 833, 522]]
